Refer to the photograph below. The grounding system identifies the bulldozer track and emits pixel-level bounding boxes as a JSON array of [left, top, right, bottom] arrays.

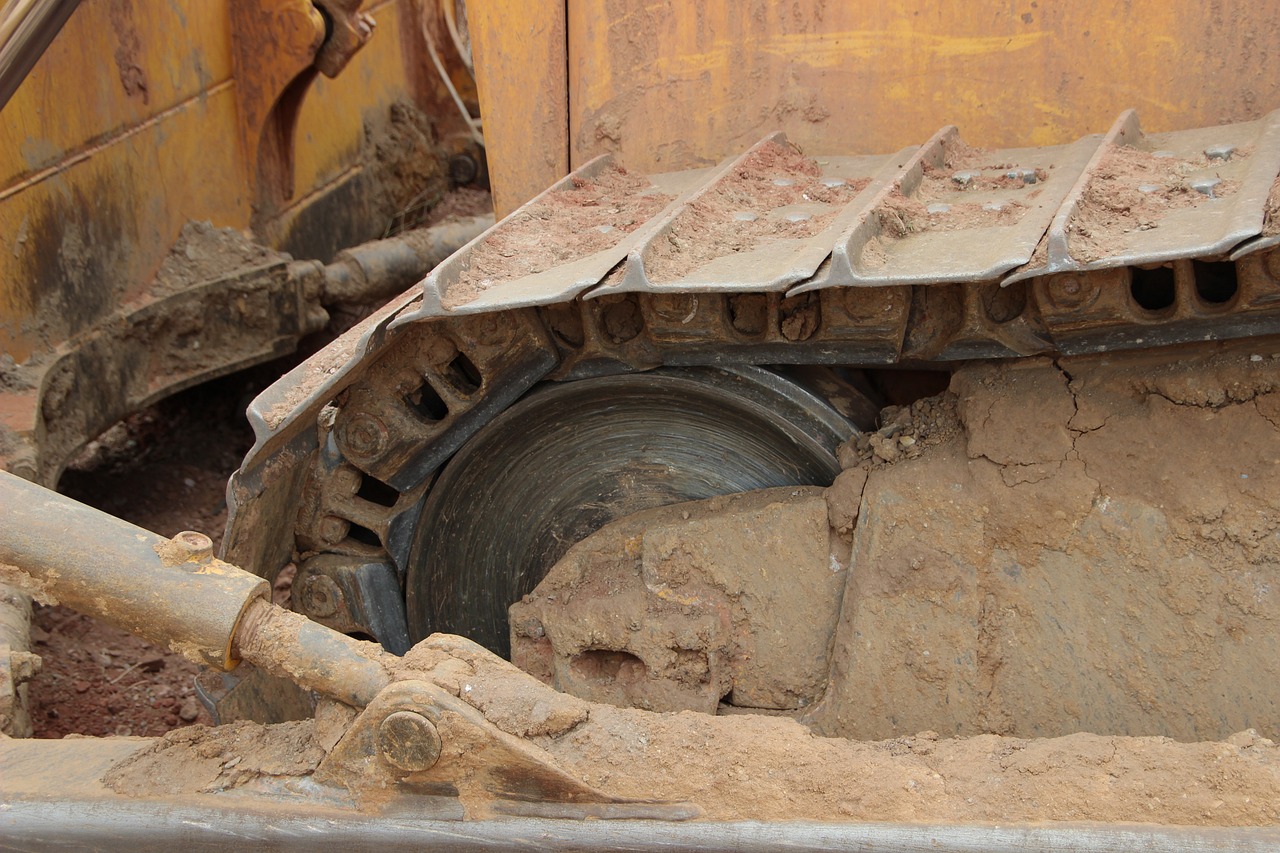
[[225, 110, 1280, 649]]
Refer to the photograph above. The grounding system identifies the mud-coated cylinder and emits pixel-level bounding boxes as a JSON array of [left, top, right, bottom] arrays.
[[0, 470, 268, 670]]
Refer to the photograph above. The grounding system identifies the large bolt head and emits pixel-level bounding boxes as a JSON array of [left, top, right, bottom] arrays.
[[339, 412, 389, 461], [300, 574, 342, 618], [378, 710, 442, 772], [172, 531, 214, 561]]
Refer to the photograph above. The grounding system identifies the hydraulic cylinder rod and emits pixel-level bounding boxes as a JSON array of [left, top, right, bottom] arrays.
[[0, 470, 390, 705]]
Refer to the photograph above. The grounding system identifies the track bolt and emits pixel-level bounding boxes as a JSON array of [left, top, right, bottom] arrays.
[[301, 574, 341, 618], [1047, 275, 1097, 310], [172, 531, 214, 561], [449, 153, 479, 185], [339, 413, 389, 461], [319, 515, 349, 545], [378, 710, 442, 772]]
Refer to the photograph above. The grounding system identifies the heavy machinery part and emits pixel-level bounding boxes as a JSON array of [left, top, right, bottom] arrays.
[[472, 0, 1280, 215], [1, 471, 1279, 839], [3, 802, 1279, 853], [225, 111, 1280, 657], [410, 111, 1280, 318], [0, 214, 490, 488], [0, 0, 79, 111], [0, 470, 390, 704], [406, 366, 851, 655]]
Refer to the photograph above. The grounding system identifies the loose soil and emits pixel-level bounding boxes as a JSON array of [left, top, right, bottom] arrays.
[[28, 368, 281, 738], [444, 165, 672, 307], [1068, 145, 1241, 261], [644, 140, 866, 282]]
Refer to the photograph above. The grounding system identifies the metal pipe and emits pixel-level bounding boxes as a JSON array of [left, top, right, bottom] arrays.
[[0, 0, 80, 112], [0, 470, 268, 671], [0, 471, 390, 705], [321, 214, 494, 304]]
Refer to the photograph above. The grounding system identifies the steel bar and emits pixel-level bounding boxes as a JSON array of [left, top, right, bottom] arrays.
[[1, 798, 1277, 853]]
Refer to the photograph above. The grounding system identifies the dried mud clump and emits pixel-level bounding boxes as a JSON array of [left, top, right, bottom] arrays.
[[446, 166, 672, 306], [837, 392, 959, 468], [1264, 175, 1280, 237], [1068, 146, 1240, 261], [645, 141, 865, 282]]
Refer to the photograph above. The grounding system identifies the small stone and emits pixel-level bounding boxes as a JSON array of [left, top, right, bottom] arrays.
[[982, 202, 1005, 212], [1005, 168, 1038, 184], [926, 203, 951, 215], [1250, 354, 1263, 362], [178, 696, 200, 722], [1204, 144, 1236, 161], [951, 170, 981, 187], [899, 435, 917, 448], [73, 680, 91, 694], [1190, 177, 1222, 198]]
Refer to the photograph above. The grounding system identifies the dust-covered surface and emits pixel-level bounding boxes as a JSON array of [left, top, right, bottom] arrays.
[[102, 719, 324, 795], [645, 141, 864, 282], [544, 710, 1279, 824], [445, 166, 672, 307], [1068, 146, 1241, 261], [150, 222, 285, 298]]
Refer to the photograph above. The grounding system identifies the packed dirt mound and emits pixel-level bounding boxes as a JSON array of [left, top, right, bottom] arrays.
[[811, 340, 1279, 742], [545, 712, 1280, 825]]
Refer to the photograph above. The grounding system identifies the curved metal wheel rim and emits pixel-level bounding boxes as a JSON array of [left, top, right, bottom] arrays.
[[404, 366, 852, 656]]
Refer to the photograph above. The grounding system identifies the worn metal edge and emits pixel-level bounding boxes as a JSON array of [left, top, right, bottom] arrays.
[[787, 130, 956, 296], [585, 132, 794, 298], [243, 287, 424, 458], [1002, 109, 1143, 286], [835, 136, 1105, 290]]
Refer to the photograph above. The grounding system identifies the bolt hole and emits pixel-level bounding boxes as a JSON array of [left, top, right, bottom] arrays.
[[983, 281, 1027, 324], [1192, 260, 1238, 305], [356, 475, 400, 508], [728, 293, 769, 336], [406, 382, 449, 422], [443, 352, 483, 395], [570, 649, 647, 685], [1129, 266, 1176, 312]]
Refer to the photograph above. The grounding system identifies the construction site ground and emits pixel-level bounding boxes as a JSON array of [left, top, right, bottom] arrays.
[[15, 270, 1279, 825]]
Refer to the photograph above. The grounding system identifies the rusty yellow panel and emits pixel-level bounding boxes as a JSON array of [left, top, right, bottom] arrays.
[[0, 0, 233, 189], [469, 0, 568, 217], [0, 87, 250, 363], [566, 0, 1280, 172], [289, 0, 418, 199]]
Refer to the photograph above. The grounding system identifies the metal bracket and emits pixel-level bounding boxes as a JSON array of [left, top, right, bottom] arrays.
[[315, 678, 700, 820], [295, 555, 411, 654]]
